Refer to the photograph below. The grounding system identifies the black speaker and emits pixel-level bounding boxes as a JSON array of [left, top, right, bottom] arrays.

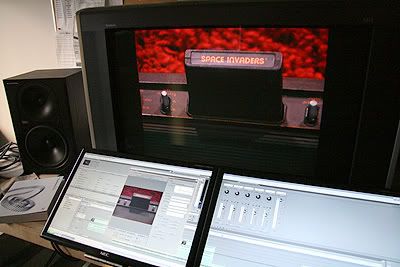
[[3, 69, 91, 174]]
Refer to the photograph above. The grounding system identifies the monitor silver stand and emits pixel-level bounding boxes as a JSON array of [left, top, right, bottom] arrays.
[[84, 253, 123, 267]]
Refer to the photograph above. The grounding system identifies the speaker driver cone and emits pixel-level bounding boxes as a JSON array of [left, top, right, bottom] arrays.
[[20, 85, 56, 121], [25, 126, 68, 167]]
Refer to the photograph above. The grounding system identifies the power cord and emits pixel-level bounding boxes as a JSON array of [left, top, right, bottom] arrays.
[[44, 250, 57, 267], [0, 142, 21, 176], [50, 241, 80, 262]]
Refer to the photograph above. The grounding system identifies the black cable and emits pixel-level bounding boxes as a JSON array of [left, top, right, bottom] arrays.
[[0, 142, 11, 152], [0, 142, 18, 157], [8, 145, 19, 154], [50, 241, 80, 262], [0, 156, 19, 171], [45, 250, 57, 267], [51, 242, 65, 259], [50, 241, 61, 254], [0, 142, 11, 159], [0, 142, 20, 172]]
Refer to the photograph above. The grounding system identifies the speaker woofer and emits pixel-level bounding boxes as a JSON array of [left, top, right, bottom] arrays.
[[25, 126, 68, 168], [20, 85, 56, 121]]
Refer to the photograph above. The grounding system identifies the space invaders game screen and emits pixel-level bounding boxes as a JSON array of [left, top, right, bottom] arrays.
[[105, 25, 332, 178], [134, 27, 328, 80]]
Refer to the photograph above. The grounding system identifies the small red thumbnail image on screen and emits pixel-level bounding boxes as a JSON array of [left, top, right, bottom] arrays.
[[120, 185, 162, 204], [135, 27, 328, 79]]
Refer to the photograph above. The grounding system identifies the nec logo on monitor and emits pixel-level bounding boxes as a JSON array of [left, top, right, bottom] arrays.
[[100, 251, 110, 257]]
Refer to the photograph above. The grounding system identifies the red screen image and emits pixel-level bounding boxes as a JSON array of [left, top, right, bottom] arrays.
[[135, 28, 328, 79], [120, 185, 162, 204]]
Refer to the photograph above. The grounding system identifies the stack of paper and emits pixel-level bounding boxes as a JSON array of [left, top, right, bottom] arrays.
[[0, 177, 63, 223]]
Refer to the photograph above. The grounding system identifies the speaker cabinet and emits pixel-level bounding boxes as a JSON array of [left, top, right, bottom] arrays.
[[4, 69, 91, 174]]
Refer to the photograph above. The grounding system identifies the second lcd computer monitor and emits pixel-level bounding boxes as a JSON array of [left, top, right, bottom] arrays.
[[200, 173, 400, 267], [42, 150, 216, 266]]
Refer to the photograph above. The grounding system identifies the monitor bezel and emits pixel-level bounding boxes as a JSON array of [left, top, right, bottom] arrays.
[[41, 149, 220, 267]]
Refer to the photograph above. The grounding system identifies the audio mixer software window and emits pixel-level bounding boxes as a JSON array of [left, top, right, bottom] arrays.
[[201, 174, 400, 267], [46, 153, 211, 266]]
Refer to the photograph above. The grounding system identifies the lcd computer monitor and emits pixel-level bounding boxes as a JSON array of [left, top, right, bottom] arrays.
[[42, 150, 215, 267], [199, 173, 400, 267]]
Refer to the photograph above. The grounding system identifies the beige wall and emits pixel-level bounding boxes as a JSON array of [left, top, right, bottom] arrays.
[[0, 0, 58, 142]]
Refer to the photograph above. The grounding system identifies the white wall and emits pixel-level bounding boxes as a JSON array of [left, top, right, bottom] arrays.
[[0, 0, 58, 142]]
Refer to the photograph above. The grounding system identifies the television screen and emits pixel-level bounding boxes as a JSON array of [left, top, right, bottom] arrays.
[[135, 27, 328, 80]]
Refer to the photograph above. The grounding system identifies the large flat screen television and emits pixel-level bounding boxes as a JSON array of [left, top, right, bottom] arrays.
[[77, 1, 399, 193]]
